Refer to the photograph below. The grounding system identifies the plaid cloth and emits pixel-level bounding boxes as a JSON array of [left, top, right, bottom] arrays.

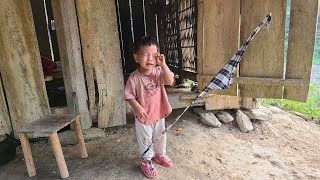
[[196, 13, 272, 100]]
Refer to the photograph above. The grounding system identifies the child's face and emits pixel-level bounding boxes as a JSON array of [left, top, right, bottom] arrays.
[[134, 45, 158, 72]]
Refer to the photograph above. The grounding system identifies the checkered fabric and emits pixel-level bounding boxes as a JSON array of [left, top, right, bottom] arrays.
[[196, 13, 272, 100]]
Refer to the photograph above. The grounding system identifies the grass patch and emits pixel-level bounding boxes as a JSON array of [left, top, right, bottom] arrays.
[[262, 83, 320, 120]]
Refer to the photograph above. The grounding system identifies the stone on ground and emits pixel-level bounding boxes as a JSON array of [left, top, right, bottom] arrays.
[[243, 107, 273, 121], [215, 111, 234, 123], [193, 108, 221, 127], [236, 110, 253, 132], [289, 111, 309, 121], [59, 127, 106, 145]]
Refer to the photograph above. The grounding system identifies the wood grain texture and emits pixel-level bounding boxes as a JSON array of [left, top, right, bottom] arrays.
[[76, 0, 126, 128], [205, 95, 240, 110], [197, 0, 240, 96], [0, 0, 50, 132], [51, 0, 91, 129], [50, 132, 69, 178], [239, 0, 286, 98], [17, 114, 80, 134], [0, 73, 11, 135], [19, 133, 36, 177], [283, 0, 319, 102], [73, 118, 88, 158]]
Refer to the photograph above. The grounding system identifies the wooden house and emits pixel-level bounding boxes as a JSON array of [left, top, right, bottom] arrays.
[[0, 0, 318, 135]]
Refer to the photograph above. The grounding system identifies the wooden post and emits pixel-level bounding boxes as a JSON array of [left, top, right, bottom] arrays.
[[0, 0, 50, 132], [51, 0, 91, 129], [73, 117, 88, 158], [19, 133, 36, 177], [50, 132, 69, 178], [284, 0, 319, 102], [76, 0, 126, 128]]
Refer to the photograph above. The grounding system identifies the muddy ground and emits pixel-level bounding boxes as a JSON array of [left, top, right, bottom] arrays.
[[1, 106, 320, 180]]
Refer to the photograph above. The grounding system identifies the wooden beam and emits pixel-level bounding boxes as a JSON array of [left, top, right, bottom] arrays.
[[197, 75, 304, 87], [205, 95, 239, 110], [51, 0, 91, 129], [234, 77, 303, 87], [284, 0, 319, 102], [76, 0, 126, 128], [0, 0, 50, 132]]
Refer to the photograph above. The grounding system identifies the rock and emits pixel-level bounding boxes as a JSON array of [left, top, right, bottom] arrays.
[[311, 116, 319, 124], [193, 108, 221, 127], [59, 127, 106, 145], [289, 111, 309, 121], [236, 110, 253, 132], [243, 107, 272, 121], [215, 111, 234, 123]]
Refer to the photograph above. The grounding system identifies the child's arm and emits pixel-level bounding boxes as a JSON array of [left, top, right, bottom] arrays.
[[157, 54, 175, 85], [127, 99, 148, 119]]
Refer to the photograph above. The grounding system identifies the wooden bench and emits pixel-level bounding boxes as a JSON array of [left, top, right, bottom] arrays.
[[17, 114, 88, 178]]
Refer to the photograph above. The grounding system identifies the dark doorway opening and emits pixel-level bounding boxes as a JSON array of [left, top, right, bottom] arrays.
[[116, 0, 198, 82]]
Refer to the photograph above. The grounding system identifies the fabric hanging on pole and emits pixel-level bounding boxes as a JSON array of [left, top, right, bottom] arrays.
[[142, 13, 272, 158], [195, 13, 272, 101]]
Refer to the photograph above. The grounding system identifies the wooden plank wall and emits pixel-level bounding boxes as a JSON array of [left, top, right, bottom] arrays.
[[239, 0, 286, 98], [0, 73, 11, 135], [284, 0, 319, 102], [0, 0, 50, 132], [76, 0, 126, 128], [51, 0, 91, 129], [197, 0, 240, 96]]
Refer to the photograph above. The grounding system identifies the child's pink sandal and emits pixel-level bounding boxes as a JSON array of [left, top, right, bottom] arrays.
[[141, 160, 158, 178], [154, 154, 173, 167]]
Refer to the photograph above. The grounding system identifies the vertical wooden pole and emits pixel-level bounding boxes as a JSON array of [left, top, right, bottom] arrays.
[[51, 0, 91, 129], [50, 132, 69, 178], [73, 117, 88, 158], [19, 133, 36, 177]]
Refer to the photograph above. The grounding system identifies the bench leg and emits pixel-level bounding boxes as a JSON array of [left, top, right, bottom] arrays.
[[74, 117, 88, 158], [49, 132, 69, 178], [19, 133, 36, 177]]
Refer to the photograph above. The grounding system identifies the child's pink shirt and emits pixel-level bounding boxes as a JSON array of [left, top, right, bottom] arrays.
[[124, 66, 173, 124]]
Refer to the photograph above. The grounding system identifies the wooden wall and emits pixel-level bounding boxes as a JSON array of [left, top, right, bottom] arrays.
[[197, 0, 316, 104], [76, 0, 126, 128], [284, 0, 319, 102], [0, 0, 50, 133], [239, 0, 286, 98]]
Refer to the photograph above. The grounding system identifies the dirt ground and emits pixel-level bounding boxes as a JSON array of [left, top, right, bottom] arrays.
[[1, 106, 320, 180]]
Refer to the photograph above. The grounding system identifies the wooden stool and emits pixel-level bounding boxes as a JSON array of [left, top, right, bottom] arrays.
[[17, 114, 88, 178]]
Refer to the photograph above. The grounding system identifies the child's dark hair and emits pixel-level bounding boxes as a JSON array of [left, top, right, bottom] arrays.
[[134, 36, 159, 53]]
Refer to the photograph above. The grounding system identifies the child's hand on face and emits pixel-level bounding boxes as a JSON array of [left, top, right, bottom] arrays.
[[156, 53, 166, 67], [135, 105, 148, 119]]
